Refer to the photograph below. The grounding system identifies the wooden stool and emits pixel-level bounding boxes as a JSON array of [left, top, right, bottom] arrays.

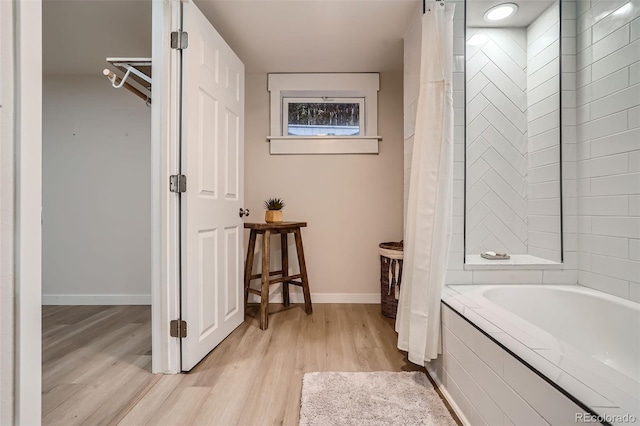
[[244, 222, 313, 330]]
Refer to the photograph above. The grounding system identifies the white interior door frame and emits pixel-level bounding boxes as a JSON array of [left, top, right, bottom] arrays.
[[0, 2, 14, 423], [8, 0, 43, 424], [6, 4, 183, 425], [151, 0, 182, 374]]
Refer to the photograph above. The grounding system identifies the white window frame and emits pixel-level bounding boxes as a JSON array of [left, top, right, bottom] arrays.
[[267, 73, 381, 154]]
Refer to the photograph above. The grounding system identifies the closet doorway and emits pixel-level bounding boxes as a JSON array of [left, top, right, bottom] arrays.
[[40, 0, 247, 421], [41, 1, 154, 423]]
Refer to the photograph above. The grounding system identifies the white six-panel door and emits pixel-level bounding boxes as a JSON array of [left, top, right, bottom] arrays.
[[180, 1, 245, 371]]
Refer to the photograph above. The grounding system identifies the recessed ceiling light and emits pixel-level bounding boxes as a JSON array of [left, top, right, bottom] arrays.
[[484, 3, 518, 21], [467, 34, 489, 46]]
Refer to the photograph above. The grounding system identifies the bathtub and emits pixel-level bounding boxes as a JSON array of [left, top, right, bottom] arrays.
[[430, 285, 640, 426]]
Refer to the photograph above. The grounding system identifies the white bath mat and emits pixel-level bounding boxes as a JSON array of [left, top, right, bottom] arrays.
[[299, 371, 458, 426]]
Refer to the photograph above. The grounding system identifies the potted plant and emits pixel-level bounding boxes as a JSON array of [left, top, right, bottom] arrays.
[[264, 197, 285, 223]]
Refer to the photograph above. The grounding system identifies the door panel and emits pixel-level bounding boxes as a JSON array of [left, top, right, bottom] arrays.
[[181, 1, 245, 371]]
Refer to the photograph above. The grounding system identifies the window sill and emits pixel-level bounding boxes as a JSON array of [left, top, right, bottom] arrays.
[[464, 254, 564, 270], [267, 136, 381, 154]]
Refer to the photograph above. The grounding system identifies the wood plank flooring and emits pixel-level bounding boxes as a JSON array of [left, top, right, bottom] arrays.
[[43, 304, 458, 426]]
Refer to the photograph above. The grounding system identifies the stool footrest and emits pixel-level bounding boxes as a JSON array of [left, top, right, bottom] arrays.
[[269, 274, 302, 285], [249, 270, 283, 280], [247, 288, 262, 296], [288, 281, 303, 287]]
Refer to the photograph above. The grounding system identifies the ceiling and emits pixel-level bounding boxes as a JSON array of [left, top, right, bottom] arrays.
[[43, 0, 420, 76], [467, 0, 557, 28], [194, 0, 420, 73]]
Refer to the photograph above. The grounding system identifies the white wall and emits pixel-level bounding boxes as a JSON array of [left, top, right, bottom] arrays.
[[43, 75, 151, 305], [527, 2, 562, 262], [466, 27, 529, 256], [463, 3, 561, 261], [403, 0, 578, 285], [245, 72, 404, 301], [575, 0, 640, 301]]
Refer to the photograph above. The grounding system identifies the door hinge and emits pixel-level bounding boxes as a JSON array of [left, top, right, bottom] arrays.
[[170, 320, 187, 338], [171, 31, 189, 49], [170, 174, 187, 193]]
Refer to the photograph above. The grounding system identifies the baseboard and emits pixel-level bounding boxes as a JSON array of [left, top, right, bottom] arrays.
[[425, 363, 471, 426], [44, 292, 378, 305], [248, 291, 380, 304], [42, 294, 151, 305]]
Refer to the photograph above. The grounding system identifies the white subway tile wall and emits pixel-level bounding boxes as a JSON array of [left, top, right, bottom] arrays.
[[576, 0, 640, 301], [404, 0, 579, 286], [427, 305, 585, 425], [466, 31, 530, 253], [463, 5, 564, 259], [528, 4, 563, 261]]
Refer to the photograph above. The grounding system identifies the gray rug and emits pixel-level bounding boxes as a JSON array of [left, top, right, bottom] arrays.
[[299, 371, 458, 426]]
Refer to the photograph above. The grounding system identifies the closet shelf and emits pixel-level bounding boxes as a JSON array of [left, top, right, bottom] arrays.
[[103, 57, 152, 105]]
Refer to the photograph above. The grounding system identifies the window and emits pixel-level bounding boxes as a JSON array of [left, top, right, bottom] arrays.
[[267, 73, 381, 154], [284, 98, 363, 136]]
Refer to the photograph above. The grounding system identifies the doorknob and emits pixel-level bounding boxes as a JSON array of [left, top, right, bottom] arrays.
[[239, 208, 250, 218]]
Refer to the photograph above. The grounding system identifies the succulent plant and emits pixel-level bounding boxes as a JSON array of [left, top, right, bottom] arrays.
[[263, 197, 285, 211]]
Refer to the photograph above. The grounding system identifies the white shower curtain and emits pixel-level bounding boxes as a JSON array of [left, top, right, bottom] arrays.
[[396, 1, 455, 366]]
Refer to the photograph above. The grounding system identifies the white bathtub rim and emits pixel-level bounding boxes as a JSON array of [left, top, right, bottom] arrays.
[[443, 284, 640, 421], [448, 283, 640, 311], [446, 284, 639, 376], [449, 285, 639, 385], [441, 298, 613, 421]]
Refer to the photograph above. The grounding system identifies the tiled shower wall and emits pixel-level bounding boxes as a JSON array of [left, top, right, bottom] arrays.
[[403, 0, 578, 285], [463, 2, 562, 261], [527, 2, 562, 262], [465, 28, 529, 256], [575, 0, 640, 301]]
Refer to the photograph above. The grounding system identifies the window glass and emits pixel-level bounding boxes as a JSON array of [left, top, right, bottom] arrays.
[[284, 98, 363, 136]]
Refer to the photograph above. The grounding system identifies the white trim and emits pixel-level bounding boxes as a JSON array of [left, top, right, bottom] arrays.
[[425, 363, 471, 426], [248, 292, 381, 304], [14, 0, 42, 424], [268, 136, 381, 155], [267, 73, 380, 154], [42, 294, 152, 305], [151, 0, 181, 374], [0, 1, 15, 422]]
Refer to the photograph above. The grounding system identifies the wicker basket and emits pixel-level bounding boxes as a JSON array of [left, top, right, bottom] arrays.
[[379, 241, 403, 318]]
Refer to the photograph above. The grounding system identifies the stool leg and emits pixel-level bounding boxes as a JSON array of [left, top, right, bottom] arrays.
[[281, 233, 290, 307], [260, 230, 271, 330], [294, 228, 313, 315], [244, 230, 257, 314]]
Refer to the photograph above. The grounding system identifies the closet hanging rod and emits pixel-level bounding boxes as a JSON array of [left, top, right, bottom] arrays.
[[107, 58, 152, 87], [102, 69, 151, 105]]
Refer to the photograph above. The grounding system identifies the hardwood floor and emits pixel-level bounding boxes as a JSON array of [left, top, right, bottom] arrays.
[[42, 305, 154, 425], [43, 304, 453, 426]]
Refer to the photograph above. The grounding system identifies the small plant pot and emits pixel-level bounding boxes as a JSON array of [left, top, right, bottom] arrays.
[[265, 210, 283, 223]]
